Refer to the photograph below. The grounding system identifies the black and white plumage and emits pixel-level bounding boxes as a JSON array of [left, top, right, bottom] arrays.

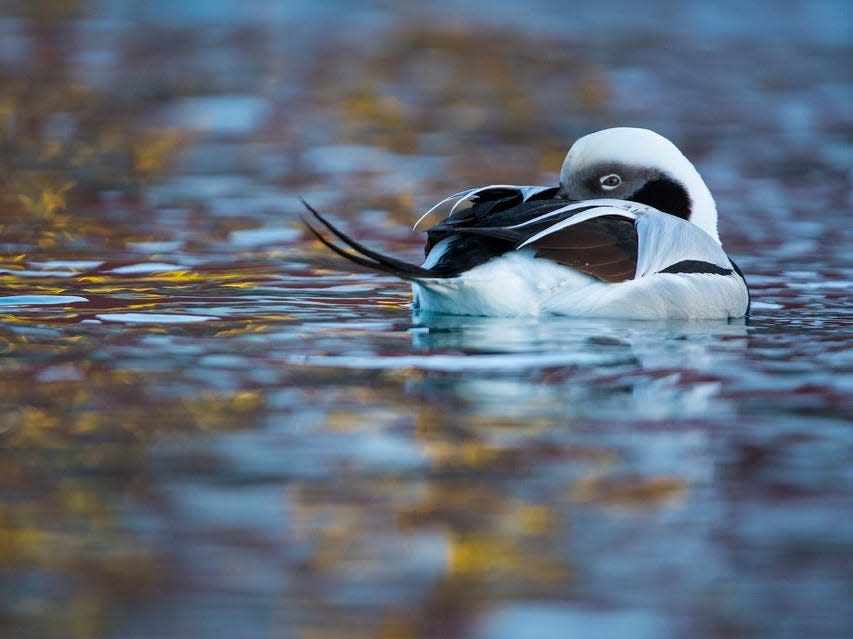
[[304, 128, 749, 319]]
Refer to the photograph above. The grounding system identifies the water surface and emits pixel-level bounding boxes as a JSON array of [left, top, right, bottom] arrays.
[[0, 2, 851, 638]]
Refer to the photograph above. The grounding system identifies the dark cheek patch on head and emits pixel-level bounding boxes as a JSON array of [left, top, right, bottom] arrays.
[[628, 178, 692, 220]]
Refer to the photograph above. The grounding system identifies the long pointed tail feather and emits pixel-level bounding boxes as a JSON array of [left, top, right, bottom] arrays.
[[301, 200, 433, 280]]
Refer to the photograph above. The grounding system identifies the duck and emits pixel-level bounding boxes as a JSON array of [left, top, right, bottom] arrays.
[[303, 127, 749, 319]]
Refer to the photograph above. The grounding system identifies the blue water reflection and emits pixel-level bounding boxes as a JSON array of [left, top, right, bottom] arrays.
[[0, 1, 851, 638]]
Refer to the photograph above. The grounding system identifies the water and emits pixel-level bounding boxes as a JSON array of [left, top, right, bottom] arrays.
[[0, 2, 851, 638]]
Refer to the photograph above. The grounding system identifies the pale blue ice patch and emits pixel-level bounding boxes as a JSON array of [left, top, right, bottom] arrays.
[[750, 301, 784, 310], [162, 95, 272, 135], [0, 269, 82, 278], [0, 295, 88, 306], [474, 604, 674, 639], [286, 350, 625, 372], [228, 227, 301, 248], [109, 262, 185, 274], [96, 313, 219, 323], [302, 144, 400, 175], [28, 260, 104, 270], [127, 241, 184, 253]]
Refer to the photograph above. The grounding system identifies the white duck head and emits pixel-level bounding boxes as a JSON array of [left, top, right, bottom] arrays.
[[558, 127, 720, 244]]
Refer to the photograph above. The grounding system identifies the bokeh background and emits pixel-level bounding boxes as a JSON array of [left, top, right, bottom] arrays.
[[0, 1, 851, 638]]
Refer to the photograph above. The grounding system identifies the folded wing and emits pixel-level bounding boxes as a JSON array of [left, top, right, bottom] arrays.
[[303, 184, 733, 286]]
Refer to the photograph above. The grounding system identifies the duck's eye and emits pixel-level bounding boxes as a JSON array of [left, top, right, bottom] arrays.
[[600, 174, 621, 190]]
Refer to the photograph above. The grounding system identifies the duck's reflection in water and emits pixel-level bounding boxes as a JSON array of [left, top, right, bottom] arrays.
[[272, 314, 750, 637], [406, 311, 748, 420]]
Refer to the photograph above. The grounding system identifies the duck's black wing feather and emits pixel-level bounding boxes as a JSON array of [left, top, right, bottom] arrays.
[[425, 197, 640, 282], [423, 197, 582, 276], [302, 187, 568, 280], [302, 201, 434, 280], [424, 187, 560, 252], [303, 186, 640, 284]]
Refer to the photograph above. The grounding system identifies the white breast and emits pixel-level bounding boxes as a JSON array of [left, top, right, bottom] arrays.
[[413, 249, 748, 319], [540, 270, 749, 319], [413, 250, 595, 316]]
